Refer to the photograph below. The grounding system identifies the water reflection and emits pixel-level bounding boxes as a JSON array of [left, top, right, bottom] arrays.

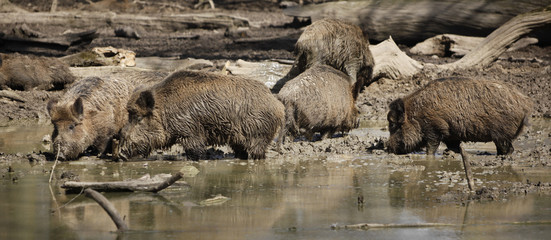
[[2, 156, 551, 240], [0, 121, 52, 154]]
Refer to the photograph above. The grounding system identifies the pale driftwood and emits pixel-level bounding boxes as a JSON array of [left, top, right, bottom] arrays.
[[84, 188, 129, 231], [369, 5, 551, 79], [441, 7, 551, 70], [60, 47, 136, 67], [284, 0, 551, 43], [0, 12, 248, 31], [62, 172, 186, 193], [507, 37, 539, 52], [411, 35, 539, 57], [410, 34, 484, 57], [370, 37, 423, 80], [0, 90, 25, 103]]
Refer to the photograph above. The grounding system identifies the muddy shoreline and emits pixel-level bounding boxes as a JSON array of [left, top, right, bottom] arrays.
[[1, 1, 551, 203]]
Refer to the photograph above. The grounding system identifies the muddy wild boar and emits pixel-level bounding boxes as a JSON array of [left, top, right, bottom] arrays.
[[277, 64, 359, 145], [272, 18, 374, 100], [387, 77, 533, 156], [47, 71, 167, 160], [0, 53, 76, 91], [116, 70, 285, 161]]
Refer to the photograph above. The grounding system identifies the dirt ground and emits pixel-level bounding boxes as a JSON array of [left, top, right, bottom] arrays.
[[1, 0, 551, 201]]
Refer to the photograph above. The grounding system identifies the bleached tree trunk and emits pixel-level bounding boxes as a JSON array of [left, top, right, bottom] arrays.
[[284, 0, 551, 44], [370, 5, 551, 79]]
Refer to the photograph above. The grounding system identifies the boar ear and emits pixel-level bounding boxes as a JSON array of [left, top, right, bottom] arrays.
[[72, 97, 84, 119], [389, 98, 405, 124], [47, 98, 58, 115], [136, 90, 155, 114]]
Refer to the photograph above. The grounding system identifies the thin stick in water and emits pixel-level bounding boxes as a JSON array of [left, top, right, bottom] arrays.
[[48, 144, 60, 183]]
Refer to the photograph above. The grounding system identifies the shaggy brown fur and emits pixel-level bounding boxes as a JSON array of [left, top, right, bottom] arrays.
[[117, 70, 285, 161], [0, 53, 75, 91], [387, 77, 533, 155], [48, 71, 166, 160], [277, 64, 359, 145], [272, 18, 374, 100]]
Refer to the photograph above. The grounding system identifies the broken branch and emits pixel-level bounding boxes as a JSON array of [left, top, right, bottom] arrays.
[[84, 188, 129, 231], [61, 166, 196, 193]]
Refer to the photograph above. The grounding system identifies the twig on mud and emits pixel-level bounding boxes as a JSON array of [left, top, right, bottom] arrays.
[[331, 223, 458, 230], [48, 144, 60, 183], [132, 0, 189, 11], [84, 188, 129, 231], [331, 221, 551, 230]]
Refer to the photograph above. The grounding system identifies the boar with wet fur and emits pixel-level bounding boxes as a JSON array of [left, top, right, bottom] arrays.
[[272, 18, 374, 100], [0, 53, 75, 91], [277, 65, 359, 145], [117, 70, 285, 161], [48, 71, 167, 160], [387, 77, 533, 156]]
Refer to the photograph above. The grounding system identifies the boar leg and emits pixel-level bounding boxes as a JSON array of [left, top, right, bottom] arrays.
[[459, 143, 475, 191], [185, 147, 205, 161], [94, 137, 113, 158], [244, 139, 270, 160], [445, 140, 475, 190], [425, 140, 441, 156], [494, 140, 514, 155], [231, 144, 249, 160]]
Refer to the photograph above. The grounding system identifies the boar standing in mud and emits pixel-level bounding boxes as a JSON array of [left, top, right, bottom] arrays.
[[116, 70, 285, 161], [272, 18, 374, 100], [387, 77, 533, 190], [0, 53, 75, 91], [277, 65, 359, 146], [47, 71, 166, 160]]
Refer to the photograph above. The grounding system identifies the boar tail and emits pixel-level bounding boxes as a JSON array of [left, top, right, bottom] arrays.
[[514, 114, 530, 138]]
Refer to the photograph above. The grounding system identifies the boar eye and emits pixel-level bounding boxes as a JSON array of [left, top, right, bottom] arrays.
[[389, 122, 399, 132], [68, 124, 75, 130]]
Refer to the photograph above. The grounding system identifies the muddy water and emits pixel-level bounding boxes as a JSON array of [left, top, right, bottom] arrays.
[[1, 120, 551, 239], [0, 121, 52, 154]]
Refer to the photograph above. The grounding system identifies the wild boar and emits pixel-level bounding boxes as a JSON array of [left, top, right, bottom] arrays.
[[272, 18, 374, 100], [277, 64, 359, 145], [0, 53, 75, 91], [47, 71, 166, 160], [387, 77, 533, 189], [116, 70, 285, 161]]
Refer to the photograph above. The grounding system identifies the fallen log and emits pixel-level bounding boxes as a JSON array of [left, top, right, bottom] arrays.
[[410, 35, 539, 57], [60, 46, 136, 67], [410, 34, 484, 57], [441, 6, 551, 70], [0, 28, 98, 54], [0, 11, 249, 32], [0, 90, 25, 103], [284, 0, 551, 44], [61, 166, 198, 193]]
